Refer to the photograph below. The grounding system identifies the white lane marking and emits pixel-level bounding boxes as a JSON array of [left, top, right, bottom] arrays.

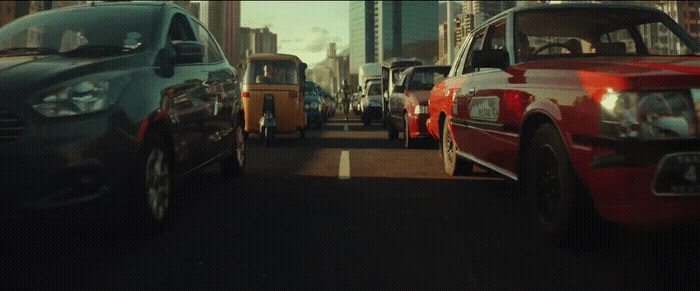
[[344, 125, 349, 131], [339, 151, 350, 179]]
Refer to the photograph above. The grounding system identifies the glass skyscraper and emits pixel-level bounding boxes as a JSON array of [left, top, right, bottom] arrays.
[[349, 1, 439, 74]]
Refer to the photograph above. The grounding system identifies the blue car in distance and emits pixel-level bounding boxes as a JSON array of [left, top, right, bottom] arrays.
[[304, 80, 323, 128]]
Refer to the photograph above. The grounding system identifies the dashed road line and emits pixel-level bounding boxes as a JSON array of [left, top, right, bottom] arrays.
[[339, 150, 350, 179]]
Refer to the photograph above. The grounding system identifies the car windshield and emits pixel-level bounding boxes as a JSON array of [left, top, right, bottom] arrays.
[[515, 8, 700, 62], [0, 5, 159, 56], [305, 82, 317, 94], [367, 83, 381, 95]]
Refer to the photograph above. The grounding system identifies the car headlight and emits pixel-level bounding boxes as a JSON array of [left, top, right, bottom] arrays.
[[599, 90, 697, 139], [310, 101, 319, 110], [414, 105, 429, 114], [304, 104, 310, 109], [32, 73, 129, 117]]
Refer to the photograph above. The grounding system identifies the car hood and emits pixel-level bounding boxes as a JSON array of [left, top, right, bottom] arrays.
[[0, 53, 148, 99], [512, 56, 700, 93]]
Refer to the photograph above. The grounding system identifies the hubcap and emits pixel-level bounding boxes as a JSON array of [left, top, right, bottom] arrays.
[[146, 147, 170, 221], [444, 128, 455, 164]]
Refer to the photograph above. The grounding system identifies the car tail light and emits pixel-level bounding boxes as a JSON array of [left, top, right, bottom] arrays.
[[289, 91, 298, 98], [242, 92, 249, 98]]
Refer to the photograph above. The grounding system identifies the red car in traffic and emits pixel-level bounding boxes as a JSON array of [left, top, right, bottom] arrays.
[[387, 65, 450, 148], [427, 3, 700, 240]]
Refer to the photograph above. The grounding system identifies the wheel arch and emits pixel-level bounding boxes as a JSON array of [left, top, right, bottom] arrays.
[[518, 111, 558, 181]]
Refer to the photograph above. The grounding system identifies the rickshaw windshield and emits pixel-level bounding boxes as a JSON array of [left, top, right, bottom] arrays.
[[245, 60, 299, 85]]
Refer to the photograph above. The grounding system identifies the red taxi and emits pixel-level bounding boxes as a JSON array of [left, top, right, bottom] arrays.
[[427, 3, 700, 239], [387, 65, 450, 148]]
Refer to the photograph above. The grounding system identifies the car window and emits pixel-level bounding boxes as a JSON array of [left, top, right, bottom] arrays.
[[408, 68, 450, 91], [168, 13, 196, 43], [367, 83, 381, 95], [461, 28, 485, 75], [192, 20, 224, 63], [0, 6, 158, 55], [484, 20, 506, 50], [515, 8, 700, 62]]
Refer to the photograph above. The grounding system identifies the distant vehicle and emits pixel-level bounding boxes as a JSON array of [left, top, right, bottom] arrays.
[[382, 57, 423, 122], [0, 1, 245, 226], [428, 2, 700, 244], [358, 62, 381, 95], [304, 80, 323, 128], [242, 53, 308, 146], [360, 78, 383, 126], [387, 65, 449, 148]]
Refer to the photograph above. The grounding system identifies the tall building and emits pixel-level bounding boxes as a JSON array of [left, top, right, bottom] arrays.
[[238, 27, 277, 58], [374, 1, 439, 64], [186, 1, 241, 67], [349, 1, 376, 74], [349, 1, 439, 73]]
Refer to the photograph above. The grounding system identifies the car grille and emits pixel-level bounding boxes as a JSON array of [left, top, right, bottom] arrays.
[[0, 108, 24, 145]]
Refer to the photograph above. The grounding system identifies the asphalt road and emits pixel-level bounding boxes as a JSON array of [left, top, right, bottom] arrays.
[[3, 114, 700, 289]]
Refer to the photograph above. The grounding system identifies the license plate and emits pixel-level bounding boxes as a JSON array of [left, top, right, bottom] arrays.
[[653, 152, 700, 196]]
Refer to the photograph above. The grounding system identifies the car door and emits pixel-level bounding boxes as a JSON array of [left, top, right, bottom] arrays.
[[450, 27, 486, 150], [465, 19, 519, 174], [190, 18, 237, 161], [161, 12, 209, 168]]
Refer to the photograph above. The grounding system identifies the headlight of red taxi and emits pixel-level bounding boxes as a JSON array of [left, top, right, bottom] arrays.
[[599, 89, 700, 139]]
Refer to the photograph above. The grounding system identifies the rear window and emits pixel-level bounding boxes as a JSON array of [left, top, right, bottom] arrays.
[[245, 60, 298, 85]]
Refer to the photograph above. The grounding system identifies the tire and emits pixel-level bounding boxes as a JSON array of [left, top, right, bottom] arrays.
[[136, 134, 173, 229], [442, 121, 472, 176], [220, 120, 245, 177], [524, 123, 589, 246], [299, 127, 306, 139], [404, 113, 414, 149], [363, 114, 370, 126], [388, 120, 399, 140]]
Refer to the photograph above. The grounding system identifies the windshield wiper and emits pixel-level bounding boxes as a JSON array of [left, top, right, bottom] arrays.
[[0, 47, 59, 56], [62, 45, 136, 56]]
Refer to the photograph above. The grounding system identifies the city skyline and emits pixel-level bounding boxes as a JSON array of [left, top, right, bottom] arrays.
[[240, 1, 349, 68]]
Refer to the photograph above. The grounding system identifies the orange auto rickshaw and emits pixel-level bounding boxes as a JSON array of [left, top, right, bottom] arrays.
[[241, 54, 308, 146]]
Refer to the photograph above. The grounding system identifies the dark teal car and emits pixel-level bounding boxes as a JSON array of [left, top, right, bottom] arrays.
[[0, 2, 245, 227], [304, 80, 323, 128]]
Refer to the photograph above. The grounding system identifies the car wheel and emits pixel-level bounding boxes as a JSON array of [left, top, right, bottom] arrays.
[[137, 134, 172, 228], [363, 114, 370, 126], [404, 113, 413, 149], [220, 120, 245, 177], [299, 127, 306, 139], [442, 121, 472, 176], [388, 120, 399, 140], [525, 123, 583, 246]]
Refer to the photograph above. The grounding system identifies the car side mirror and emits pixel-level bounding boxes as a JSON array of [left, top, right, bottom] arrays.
[[473, 49, 509, 71], [172, 41, 204, 64]]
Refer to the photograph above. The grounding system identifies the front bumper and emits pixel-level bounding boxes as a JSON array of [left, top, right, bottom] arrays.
[[583, 141, 700, 229], [1, 115, 134, 220]]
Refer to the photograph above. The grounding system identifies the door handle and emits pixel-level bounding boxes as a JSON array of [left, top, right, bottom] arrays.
[[467, 87, 476, 96]]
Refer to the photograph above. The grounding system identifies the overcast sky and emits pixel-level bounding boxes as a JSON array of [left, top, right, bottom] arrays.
[[240, 1, 350, 68]]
